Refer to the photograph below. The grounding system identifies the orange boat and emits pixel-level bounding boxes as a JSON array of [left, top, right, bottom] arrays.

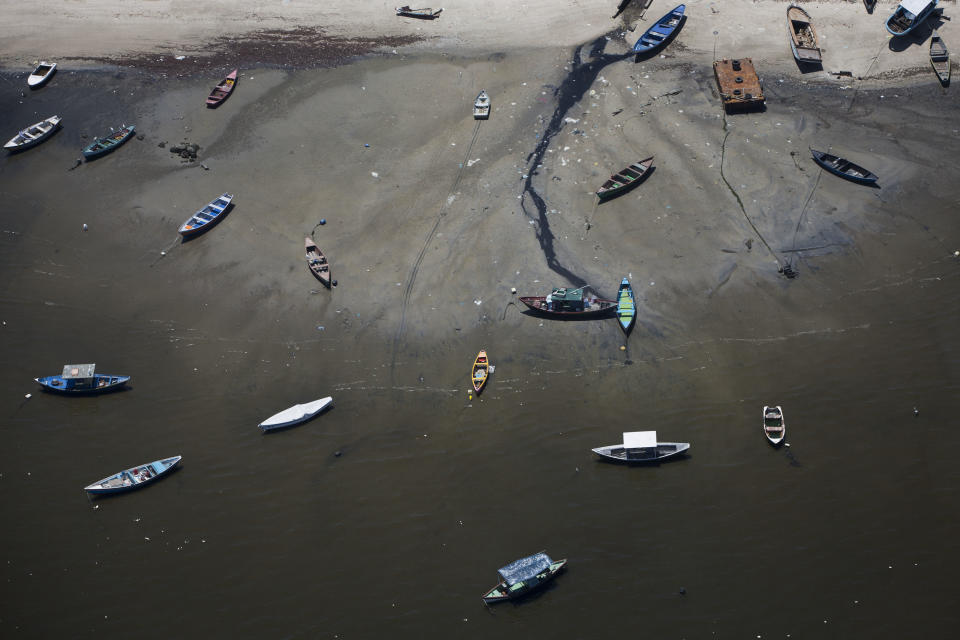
[[206, 69, 238, 108]]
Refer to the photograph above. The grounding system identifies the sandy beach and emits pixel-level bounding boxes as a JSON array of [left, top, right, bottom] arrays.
[[2, 1, 959, 638]]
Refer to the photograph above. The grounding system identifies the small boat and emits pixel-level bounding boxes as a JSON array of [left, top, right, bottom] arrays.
[[616, 278, 636, 333], [35, 363, 129, 395], [930, 30, 950, 85], [592, 430, 690, 463], [259, 396, 333, 432], [27, 61, 56, 88], [632, 4, 685, 54], [305, 237, 331, 287], [482, 552, 567, 604], [886, 0, 939, 37], [178, 193, 233, 237], [520, 286, 617, 318], [82, 124, 135, 159], [810, 149, 879, 185], [206, 69, 238, 108], [787, 5, 822, 65], [763, 405, 786, 446], [864, 0, 877, 14], [596, 156, 654, 201], [473, 90, 490, 120], [4, 115, 61, 152], [84, 456, 181, 495], [471, 350, 489, 394], [395, 6, 442, 19]]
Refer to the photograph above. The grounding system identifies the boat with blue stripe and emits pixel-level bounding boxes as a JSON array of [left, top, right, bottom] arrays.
[[885, 0, 938, 37], [617, 278, 635, 333], [35, 363, 129, 394], [84, 456, 182, 495], [178, 193, 233, 237], [633, 4, 685, 54]]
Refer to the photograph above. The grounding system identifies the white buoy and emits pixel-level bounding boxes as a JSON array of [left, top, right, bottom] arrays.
[[82, 223, 88, 231]]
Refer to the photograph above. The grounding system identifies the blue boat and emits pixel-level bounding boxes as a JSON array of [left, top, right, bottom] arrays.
[[35, 363, 130, 394], [84, 456, 182, 495], [178, 193, 233, 237], [885, 0, 938, 37], [810, 149, 879, 185], [633, 4, 685, 54], [616, 278, 635, 333]]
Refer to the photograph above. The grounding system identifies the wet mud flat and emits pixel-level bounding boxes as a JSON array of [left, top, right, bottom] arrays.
[[2, 39, 960, 639]]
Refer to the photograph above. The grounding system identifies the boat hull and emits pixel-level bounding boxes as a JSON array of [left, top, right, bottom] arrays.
[[305, 237, 331, 287], [930, 31, 950, 85], [616, 278, 636, 333], [259, 397, 333, 432], [763, 405, 786, 446], [482, 559, 567, 604], [810, 149, 878, 185], [519, 296, 617, 318], [596, 157, 654, 200], [206, 69, 238, 107], [28, 63, 56, 88], [84, 456, 181, 495], [178, 194, 233, 237], [82, 125, 135, 159], [885, 1, 938, 37], [787, 6, 822, 65], [35, 374, 130, 394], [4, 116, 61, 151], [472, 350, 489, 394], [592, 442, 690, 463], [632, 4, 685, 54]]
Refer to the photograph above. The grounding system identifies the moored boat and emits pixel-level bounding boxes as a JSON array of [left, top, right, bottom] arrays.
[[787, 5, 822, 65], [178, 193, 233, 237], [305, 237, 331, 287], [930, 30, 950, 85], [763, 405, 786, 446], [27, 61, 56, 88], [259, 396, 333, 432], [886, 0, 939, 37], [633, 4, 685, 54], [395, 6, 442, 19], [473, 90, 490, 119], [35, 363, 129, 395], [596, 156, 654, 201], [84, 456, 181, 495], [4, 115, 61, 152], [519, 286, 616, 318], [616, 278, 636, 333], [472, 350, 489, 394], [592, 431, 690, 463], [82, 124, 135, 159], [206, 69, 238, 107], [482, 552, 567, 604], [810, 149, 879, 185]]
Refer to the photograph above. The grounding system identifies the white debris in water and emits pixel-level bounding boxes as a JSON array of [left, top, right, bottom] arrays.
[[466, 158, 481, 167], [24, 393, 31, 399], [473, 299, 482, 306], [371, 172, 379, 178], [564, 117, 579, 123], [174, 55, 185, 60]]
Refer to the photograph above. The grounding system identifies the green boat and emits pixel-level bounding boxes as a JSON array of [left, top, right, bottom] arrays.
[[82, 124, 135, 159], [482, 552, 567, 604], [596, 156, 654, 201], [617, 277, 635, 333]]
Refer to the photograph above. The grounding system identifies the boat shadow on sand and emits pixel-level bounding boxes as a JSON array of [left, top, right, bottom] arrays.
[[180, 202, 235, 243], [632, 16, 687, 64], [887, 13, 945, 52]]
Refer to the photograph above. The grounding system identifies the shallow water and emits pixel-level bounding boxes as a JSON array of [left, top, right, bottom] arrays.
[[1, 55, 959, 638]]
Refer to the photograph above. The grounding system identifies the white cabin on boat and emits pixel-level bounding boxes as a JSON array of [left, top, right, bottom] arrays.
[[623, 430, 657, 459]]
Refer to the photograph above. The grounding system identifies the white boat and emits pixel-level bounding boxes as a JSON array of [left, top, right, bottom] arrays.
[[592, 430, 690, 463], [27, 61, 56, 88], [763, 405, 786, 446], [84, 456, 182, 495], [473, 90, 490, 119], [259, 396, 333, 432], [4, 115, 61, 151]]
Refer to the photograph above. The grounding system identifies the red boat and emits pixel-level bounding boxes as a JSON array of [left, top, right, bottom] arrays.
[[206, 69, 238, 108], [519, 286, 616, 318]]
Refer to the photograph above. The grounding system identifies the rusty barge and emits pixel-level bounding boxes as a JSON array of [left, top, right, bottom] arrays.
[[713, 58, 765, 112]]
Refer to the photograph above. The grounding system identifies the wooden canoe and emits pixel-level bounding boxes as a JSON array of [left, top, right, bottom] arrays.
[[787, 5, 822, 65], [305, 237, 331, 287], [4, 115, 61, 151], [82, 124, 135, 159], [178, 193, 233, 237], [930, 30, 950, 85], [259, 397, 333, 432], [810, 149, 878, 185], [596, 156, 653, 201], [27, 61, 56, 88], [616, 278, 636, 333], [632, 4, 685, 54], [763, 405, 786, 446], [84, 456, 181, 495], [206, 69, 238, 107], [472, 350, 489, 393]]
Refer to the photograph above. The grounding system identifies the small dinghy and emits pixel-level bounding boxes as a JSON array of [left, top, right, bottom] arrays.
[[886, 0, 939, 37], [810, 149, 879, 185], [763, 405, 786, 446], [206, 69, 238, 108], [4, 115, 61, 152], [473, 90, 490, 119], [616, 278, 636, 333], [592, 431, 690, 463], [520, 286, 617, 318], [930, 30, 950, 85], [305, 237, 331, 287], [787, 5, 822, 65], [35, 363, 129, 395], [82, 124, 135, 159], [596, 156, 654, 201], [259, 396, 333, 432], [27, 61, 56, 88], [482, 552, 567, 604], [178, 193, 233, 237], [395, 6, 442, 19], [633, 4, 685, 54], [84, 456, 181, 495], [471, 350, 490, 394]]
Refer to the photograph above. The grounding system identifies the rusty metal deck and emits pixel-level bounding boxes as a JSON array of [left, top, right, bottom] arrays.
[[713, 58, 765, 111]]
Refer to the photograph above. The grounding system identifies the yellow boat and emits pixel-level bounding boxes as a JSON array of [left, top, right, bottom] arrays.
[[472, 350, 489, 394]]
